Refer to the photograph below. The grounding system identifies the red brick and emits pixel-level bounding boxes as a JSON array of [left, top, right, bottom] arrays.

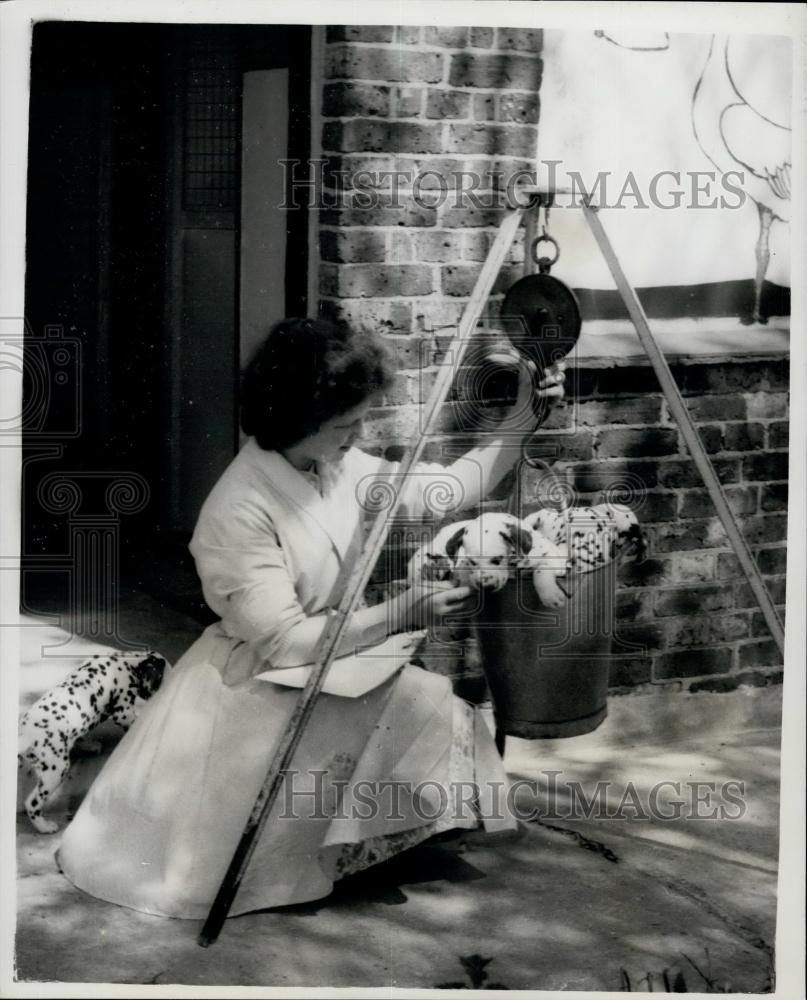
[[745, 392, 789, 419], [472, 93, 496, 121], [449, 53, 542, 90], [495, 26, 543, 51], [323, 120, 444, 154], [616, 589, 654, 622], [446, 123, 538, 157], [715, 551, 741, 579], [320, 204, 437, 227], [464, 228, 525, 263], [497, 92, 540, 123], [555, 431, 595, 461], [633, 492, 677, 523], [651, 517, 727, 552], [664, 614, 749, 647], [759, 483, 787, 512], [653, 647, 733, 680], [738, 639, 782, 668], [685, 395, 746, 421], [681, 360, 789, 395], [325, 300, 414, 338], [654, 585, 733, 617], [658, 458, 740, 488], [439, 205, 509, 228], [751, 606, 786, 637], [593, 365, 661, 396], [596, 428, 678, 459], [618, 558, 670, 588], [737, 514, 788, 545], [575, 397, 663, 427], [393, 86, 424, 118], [614, 622, 665, 652], [320, 229, 387, 263], [441, 263, 520, 297], [410, 231, 465, 262], [742, 453, 788, 481], [326, 46, 445, 84], [755, 546, 788, 575], [735, 577, 787, 609], [669, 552, 716, 583], [424, 25, 469, 47], [767, 420, 789, 449], [326, 263, 434, 298], [608, 657, 653, 687], [694, 424, 725, 454], [569, 459, 659, 493], [470, 27, 495, 48], [678, 486, 758, 518], [322, 82, 391, 117], [426, 89, 471, 119], [723, 422, 765, 452], [326, 25, 395, 43], [395, 25, 422, 45]]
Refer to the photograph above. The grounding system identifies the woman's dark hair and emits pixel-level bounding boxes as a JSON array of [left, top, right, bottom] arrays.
[[240, 317, 395, 451]]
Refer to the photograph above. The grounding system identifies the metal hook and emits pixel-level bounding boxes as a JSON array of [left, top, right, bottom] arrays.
[[530, 233, 560, 272]]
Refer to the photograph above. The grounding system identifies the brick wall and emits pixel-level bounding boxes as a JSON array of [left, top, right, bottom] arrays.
[[552, 356, 789, 693], [319, 23, 540, 339], [318, 24, 789, 695]]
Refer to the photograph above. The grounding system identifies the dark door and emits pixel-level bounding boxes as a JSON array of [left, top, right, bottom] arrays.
[[23, 22, 311, 572]]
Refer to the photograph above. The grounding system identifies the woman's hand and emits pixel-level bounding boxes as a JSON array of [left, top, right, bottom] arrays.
[[498, 357, 566, 434], [394, 583, 475, 632]]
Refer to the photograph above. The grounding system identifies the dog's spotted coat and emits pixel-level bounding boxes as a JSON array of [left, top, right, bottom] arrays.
[[526, 503, 646, 572], [18, 650, 167, 833], [407, 505, 645, 611]]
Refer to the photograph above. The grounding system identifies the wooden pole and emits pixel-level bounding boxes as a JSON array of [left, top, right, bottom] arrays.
[[581, 201, 785, 655], [197, 205, 527, 946]]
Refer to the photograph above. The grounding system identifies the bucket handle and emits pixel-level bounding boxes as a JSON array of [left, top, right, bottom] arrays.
[[506, 444, 574, 519]]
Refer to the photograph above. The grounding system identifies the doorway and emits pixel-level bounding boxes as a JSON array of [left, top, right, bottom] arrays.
[[22, 21, 312, 623]]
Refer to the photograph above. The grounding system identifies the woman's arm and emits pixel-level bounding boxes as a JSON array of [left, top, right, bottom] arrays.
[[192, 504, 475, 672], [268, 582, 473, 668], [443, 358, 566, 510]]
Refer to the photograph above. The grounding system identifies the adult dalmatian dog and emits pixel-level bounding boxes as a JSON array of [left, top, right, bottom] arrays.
[[18, 650, 168, 833]]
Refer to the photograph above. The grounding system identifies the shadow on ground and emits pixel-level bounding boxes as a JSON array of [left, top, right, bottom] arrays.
[[15, 596, 782, 991]]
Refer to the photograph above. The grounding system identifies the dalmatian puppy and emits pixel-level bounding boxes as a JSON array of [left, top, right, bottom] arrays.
[[526, 502, 646, 573], [517, 527, 571, 609], [18, 650, 168, 833], [407, 518, 473, 589], [443, 512, 533, 591], [445, 512, 533, 591], [407, 513, 532, 592]]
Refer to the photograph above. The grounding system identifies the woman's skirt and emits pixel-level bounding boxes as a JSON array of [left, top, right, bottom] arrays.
[[57, 623, 514, 919]]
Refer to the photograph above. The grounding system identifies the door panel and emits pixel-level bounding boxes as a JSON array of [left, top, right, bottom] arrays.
[[240, 68, 290, 370]]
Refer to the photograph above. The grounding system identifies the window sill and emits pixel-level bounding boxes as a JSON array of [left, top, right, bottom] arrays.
[[575, 317, 789, 367]]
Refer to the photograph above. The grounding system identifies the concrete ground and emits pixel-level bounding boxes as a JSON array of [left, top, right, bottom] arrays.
[[14, 592, 783, 992]]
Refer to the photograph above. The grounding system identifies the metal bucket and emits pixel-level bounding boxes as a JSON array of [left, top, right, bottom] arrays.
[[471, 563, 616, 739]]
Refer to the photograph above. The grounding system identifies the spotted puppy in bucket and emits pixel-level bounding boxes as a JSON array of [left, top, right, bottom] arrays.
[[407, 512, 534, 592], [523, 502, 646, 605], [526, 503, 646, 568], [18, 650, 168, 833]]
